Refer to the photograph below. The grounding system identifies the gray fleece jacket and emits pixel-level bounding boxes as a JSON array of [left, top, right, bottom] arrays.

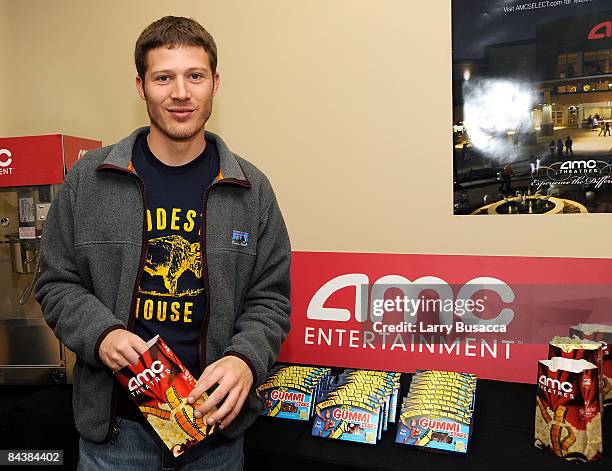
[[35, 127, 291, 443]]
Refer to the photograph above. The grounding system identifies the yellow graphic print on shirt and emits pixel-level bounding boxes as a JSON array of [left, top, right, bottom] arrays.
[[134, 208, 205, 325], [140, 234, 204, 296]]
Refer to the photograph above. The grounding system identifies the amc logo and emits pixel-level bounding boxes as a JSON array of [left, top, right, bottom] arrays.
[[307, 274, 515, 326], [589, 21, 612, 40], [0, 149, 14, 175], [538, 375, 573, 394], [559, 160, 597, 171], [0, 149, 12, 167], [127, 360, 166, 392]]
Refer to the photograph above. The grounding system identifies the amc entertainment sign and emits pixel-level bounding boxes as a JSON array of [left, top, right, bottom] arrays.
[[278, 252, 612, 383]]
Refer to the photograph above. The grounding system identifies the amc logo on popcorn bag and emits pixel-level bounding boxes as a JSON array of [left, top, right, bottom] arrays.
[[278, 252, 612, 383], [538, 376, 575, 399], [127, 360, 171, 394]]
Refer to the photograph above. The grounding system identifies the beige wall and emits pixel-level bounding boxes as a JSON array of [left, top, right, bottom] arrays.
[[1, 0, 609, 258], [0, 1, 9, 131]]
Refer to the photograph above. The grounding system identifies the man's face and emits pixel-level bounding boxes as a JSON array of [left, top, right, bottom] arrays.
[[136, 44, 220, 141]]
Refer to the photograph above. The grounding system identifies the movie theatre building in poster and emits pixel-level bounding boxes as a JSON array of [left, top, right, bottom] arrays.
[[453, 10, 612, 133], [537, 10, 612, 132]]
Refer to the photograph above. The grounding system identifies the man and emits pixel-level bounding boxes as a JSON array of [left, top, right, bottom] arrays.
[[498, 163, 513, 195], [564, 136, 573, 156], [556, 139, 564, 159], [35, 16, 291, 470]]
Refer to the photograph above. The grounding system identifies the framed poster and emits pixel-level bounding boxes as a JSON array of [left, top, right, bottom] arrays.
[[452, 0, 612, 214]]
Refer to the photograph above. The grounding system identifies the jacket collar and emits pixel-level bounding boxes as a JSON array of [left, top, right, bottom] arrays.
[[96, 126, 251, 188]]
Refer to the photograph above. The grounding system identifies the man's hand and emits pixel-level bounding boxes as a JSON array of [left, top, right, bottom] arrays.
[[188, 356, 253, 430], [98, 329, 149, 371]]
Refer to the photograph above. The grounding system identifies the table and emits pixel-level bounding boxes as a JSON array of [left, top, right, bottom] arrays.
[[244, 375, 612, 470], [0, 377, 610, 470]]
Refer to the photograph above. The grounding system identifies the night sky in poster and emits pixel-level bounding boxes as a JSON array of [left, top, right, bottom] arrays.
[[453, 0, 610, 58]]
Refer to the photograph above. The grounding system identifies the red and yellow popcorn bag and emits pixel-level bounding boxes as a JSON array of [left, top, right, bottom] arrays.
[[548, 335, 605, 411], [114, 335, 216, 457], [535, 357, 602, 463], [570, 324, 612, 408]]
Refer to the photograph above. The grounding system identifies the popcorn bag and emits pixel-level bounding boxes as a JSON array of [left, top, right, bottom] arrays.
[[548, 336, 605, 410], [569, 324, 612, 407], [535, 357, 602, 463], [114, 335, 216, 457]]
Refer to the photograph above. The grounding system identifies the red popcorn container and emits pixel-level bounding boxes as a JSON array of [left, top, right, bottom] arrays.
[[570, 324, 612, 407], [114, 335, 216, 456], [535, 357, 602, 463], [548, 335, 605, 409]]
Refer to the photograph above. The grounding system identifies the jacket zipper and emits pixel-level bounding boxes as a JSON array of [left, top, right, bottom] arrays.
[[98, 164, 149, 442], [198, 187, 211, 373], [198, 178, 250, 373]]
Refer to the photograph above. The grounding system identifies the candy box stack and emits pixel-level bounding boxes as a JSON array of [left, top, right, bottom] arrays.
[[395, 370, 477, 455], [312, 369, 401, 445], [256, 365, 332, 420]]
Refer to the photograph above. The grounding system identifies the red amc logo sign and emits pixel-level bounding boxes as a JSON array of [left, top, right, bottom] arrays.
[[0, 135, 64, 187], [278, 252, 612, 383], [0, 134, 101, 188], [588, 21, 612, 40]]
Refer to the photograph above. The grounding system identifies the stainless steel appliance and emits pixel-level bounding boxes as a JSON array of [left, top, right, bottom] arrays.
[[0, 134, 101, 385]]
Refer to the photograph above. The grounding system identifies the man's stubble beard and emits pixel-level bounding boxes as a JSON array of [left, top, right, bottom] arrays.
[[144, 93, 213, 142]]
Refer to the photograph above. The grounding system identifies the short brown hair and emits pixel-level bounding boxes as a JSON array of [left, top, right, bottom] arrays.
[[135, 16, 217, 78]]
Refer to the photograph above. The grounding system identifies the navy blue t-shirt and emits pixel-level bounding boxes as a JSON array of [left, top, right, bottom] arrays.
[[117, 131, 219, 421]]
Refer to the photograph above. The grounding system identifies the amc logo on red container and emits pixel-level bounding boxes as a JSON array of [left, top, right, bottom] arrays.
[[0, 149, 14, 175]]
